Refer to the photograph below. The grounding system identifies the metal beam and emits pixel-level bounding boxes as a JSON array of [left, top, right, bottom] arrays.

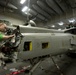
[[32, 4, 51, 19]]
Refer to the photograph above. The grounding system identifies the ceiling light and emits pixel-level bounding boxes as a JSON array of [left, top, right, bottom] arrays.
[[51, 25, 55, 27], [22, 6, 30, 12], [20, 0, 26, 4], [24, 12, 31, 16], [58, 22, 64, 26], [25, 12, 30, 15], [58, 29, 61, 30], [68, 19, 75, 23], [25, 12, 28, 14]]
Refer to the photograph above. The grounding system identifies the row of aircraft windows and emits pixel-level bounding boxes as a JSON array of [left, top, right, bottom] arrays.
[[23, 42, 49, 51]]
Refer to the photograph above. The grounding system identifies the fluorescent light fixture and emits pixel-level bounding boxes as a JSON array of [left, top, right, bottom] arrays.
[[58, 22, 64, 26], [20, 0, 26, 4], [68, 19, 75, 23], [51, 25, 55, 27], [22, 6, 30, 12], [58, 29, 61, 30]]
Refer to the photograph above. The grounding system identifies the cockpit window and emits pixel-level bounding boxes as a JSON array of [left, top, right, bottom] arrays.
[[65, 28, 76, 34]]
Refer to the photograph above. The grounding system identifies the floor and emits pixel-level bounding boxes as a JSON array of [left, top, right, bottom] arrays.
[[1, 54, 76, 75], [29, 54, 76, 75]]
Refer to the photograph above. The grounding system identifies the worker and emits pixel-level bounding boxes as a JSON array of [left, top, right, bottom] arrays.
[[0, 22, 14, 69], [0, 23, 14, 40]]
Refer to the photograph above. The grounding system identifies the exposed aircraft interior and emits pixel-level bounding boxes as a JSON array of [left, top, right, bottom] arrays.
[[0, 0, 76, 75]]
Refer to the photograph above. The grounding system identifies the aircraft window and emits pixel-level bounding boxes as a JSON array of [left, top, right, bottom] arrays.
[[24, 41, 32, 51], [42, 42, 49, 49]]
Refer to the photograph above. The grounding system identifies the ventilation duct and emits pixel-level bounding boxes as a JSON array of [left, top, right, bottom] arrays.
[[0, 1, 17, 9], [46, 0, 63, 14], [55, 0, 68, 12], [37, 1, 56, 15], [32, 4, 51, 19]]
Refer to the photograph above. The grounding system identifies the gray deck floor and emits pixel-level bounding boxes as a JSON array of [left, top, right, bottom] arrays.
[[1, 54, 76, 75], [29, 55, 76, 75]]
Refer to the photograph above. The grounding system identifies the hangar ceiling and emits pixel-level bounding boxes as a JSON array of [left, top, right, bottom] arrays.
[[0, 0, 76, 29]]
